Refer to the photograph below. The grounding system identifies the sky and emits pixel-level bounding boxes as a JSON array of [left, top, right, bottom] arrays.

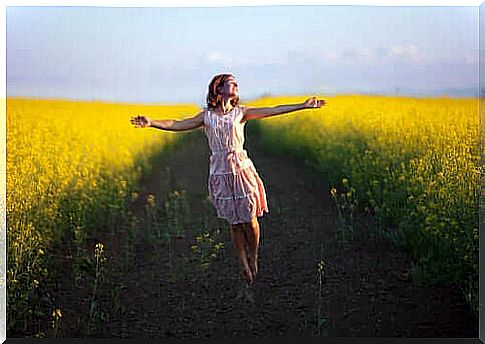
[[6, 4, 479, 105]]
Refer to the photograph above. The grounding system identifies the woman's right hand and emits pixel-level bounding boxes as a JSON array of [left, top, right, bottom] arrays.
[[130, 115, 152, 128]]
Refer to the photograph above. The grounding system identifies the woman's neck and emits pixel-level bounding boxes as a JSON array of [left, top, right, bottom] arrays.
[[219, 99, 234, 114]]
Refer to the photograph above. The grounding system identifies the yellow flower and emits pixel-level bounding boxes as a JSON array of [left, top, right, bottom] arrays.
[[52, 308, 62, 318], [146, 194, 156, 207], [317, 260, 325, 273], [330, 188, 337, 197], [95, 243, 104, 257]]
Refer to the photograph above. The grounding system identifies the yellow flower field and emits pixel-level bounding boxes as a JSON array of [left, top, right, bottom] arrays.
[[5, 94, 480, 330], [6, 98, 198, 331], [248, 94, 480, 315]]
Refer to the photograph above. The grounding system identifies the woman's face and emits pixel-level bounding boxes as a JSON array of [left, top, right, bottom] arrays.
[[220, 77, 239, 98]]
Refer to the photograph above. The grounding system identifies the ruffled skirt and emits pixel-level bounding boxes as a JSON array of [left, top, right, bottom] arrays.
[[208, 164, 269, 225]]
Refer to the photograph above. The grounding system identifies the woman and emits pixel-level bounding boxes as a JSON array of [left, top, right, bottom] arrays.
[[130, 74, 326, 288]]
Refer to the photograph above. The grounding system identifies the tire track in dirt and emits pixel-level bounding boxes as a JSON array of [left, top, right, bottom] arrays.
[[95, 124, 478, 338]]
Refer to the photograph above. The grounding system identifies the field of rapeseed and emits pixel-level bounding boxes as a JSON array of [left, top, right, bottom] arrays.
[[6, 94, 480, 334], [248, 95, 480, 316], [6, 98, 197, 333]]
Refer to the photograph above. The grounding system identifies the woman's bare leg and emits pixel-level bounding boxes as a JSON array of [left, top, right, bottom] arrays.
[[245, 217, 260, 278], [230, 223, 253, 284]]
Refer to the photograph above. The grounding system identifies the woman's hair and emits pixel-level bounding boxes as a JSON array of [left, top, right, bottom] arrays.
[[206, 73, 240, 109]]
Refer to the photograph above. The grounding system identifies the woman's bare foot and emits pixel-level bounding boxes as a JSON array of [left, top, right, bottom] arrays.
[[242, 267, 253, 285]]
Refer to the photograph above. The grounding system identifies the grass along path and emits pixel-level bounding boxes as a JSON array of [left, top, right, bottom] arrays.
[[51, 123, 478, 338]]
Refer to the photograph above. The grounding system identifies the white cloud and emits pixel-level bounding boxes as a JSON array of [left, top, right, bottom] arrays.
[[388, 44, 427, 63], [204, 51, 232, 64], [324, 44, 429, 65], [354, 47, 379, 63], [322, 44, 478, 70], [331, 46, 380, 64], [320, 49, 339, 62]]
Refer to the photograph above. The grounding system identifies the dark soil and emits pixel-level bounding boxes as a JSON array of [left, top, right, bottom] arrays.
[[43, 123, 479, 338]]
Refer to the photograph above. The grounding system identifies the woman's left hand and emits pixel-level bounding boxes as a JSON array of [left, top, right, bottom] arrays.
[[303, 97, 326, 109]]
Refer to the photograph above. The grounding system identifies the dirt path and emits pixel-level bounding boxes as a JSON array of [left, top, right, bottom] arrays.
[[62, 124, 478, 338]]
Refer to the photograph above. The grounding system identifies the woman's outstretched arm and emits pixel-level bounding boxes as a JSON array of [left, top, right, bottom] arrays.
[[130, 110, 205, 131], [241, 97, 326, 122]]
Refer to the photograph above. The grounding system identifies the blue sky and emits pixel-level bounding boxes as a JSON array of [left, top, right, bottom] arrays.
[[6, 5, 478, 105]]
